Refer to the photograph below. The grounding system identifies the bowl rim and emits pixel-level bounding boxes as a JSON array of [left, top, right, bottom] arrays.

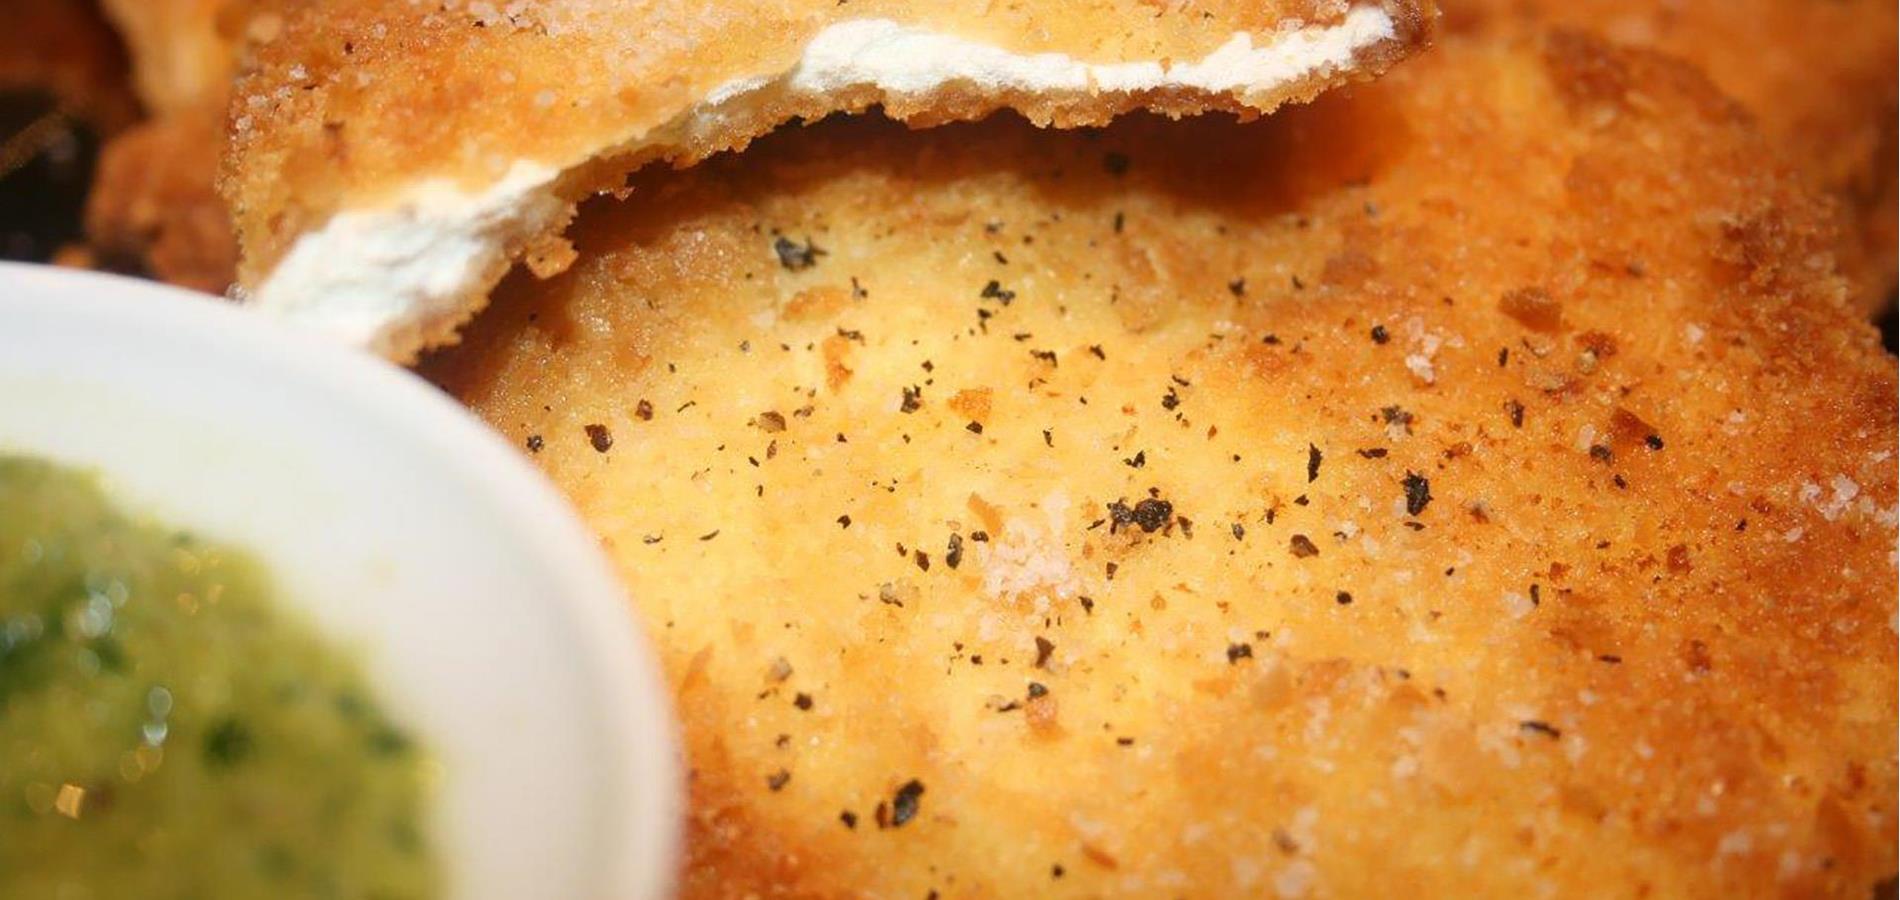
[[0, 262, 682, 899]]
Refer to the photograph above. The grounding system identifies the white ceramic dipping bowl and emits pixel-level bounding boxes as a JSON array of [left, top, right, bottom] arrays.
[[0, 263, 680, 898]]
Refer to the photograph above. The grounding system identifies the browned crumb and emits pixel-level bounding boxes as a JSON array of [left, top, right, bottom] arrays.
[[1443, 0, 1898, 314]]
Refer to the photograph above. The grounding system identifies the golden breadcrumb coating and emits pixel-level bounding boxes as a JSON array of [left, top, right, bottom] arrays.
[[426, 29, 1897, 898], [223, 0, 1435, 359], [1443, 0, 1898, 315]]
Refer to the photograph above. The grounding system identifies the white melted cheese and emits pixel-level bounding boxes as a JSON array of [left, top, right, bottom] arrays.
[[252, 160, 565, 351], [251, 5, 1395, 353]]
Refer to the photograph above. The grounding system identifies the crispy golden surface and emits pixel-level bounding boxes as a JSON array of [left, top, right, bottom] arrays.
[[426, 31, 1896, 898], [223, 0, 1434, 356], [1444, 0, 1898, 314]]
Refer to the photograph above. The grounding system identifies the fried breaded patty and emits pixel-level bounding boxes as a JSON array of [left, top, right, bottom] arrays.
[[85, 107, 237, 292], [425, 31, 1897, 898], [223, 0, 1435, 359], [96, 0, 250, 117], [79, 0, 257, 291], [1444, 0, 1898, 314]]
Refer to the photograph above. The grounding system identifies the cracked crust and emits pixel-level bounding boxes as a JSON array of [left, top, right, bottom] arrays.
[[222, 0, 1437, 360], [424, 30, 1896, 898]]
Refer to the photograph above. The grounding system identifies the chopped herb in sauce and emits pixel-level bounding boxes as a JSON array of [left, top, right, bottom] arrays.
[[0, 456, 438, 897]]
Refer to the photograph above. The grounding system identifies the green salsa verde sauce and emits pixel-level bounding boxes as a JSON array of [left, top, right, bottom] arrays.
[[0, 455, 439, 899]]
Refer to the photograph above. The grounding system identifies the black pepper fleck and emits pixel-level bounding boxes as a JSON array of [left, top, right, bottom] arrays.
[[1289, 534, 1319, 558], [1402, 471, 1433, 516], [1519, 720, 1562, 739], [1306, 443, 1323, 483], [1107, 497, 1174, 534], [887, 780, 925, 828], [585, 423, 613, 453], [773, 235, 824, 271]]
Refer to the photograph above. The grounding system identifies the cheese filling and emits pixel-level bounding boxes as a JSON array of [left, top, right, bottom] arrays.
[[250, 5, 1397, 354]]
